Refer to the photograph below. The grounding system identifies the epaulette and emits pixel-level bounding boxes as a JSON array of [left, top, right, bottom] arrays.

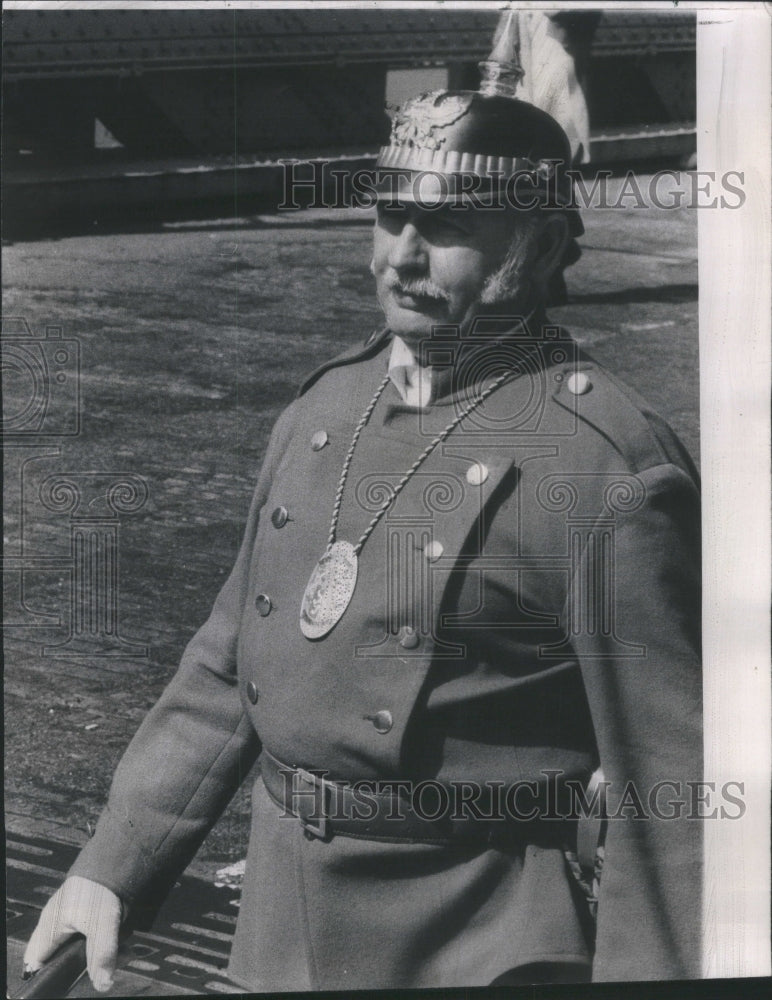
[[297, 328, 391, 398], [550, 349, 692, 475]]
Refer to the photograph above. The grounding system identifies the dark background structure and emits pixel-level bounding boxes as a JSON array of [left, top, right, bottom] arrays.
[[3, 8, 696, 237]]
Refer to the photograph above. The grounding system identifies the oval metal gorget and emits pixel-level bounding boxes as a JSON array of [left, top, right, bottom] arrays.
[[297, 367, 512, 641], [299, 540, 358, 640]]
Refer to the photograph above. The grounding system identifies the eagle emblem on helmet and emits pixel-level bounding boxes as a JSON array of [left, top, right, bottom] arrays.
[[387, 91, 475, 152]]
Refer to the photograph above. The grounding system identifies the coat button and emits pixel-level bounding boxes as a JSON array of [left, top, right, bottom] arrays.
[[567, 372, 592, 395], [466, 461, 489, 486], [311, 430, 329, 451], [246, 681, 258, 705], [398, 626, 420, 649], [255, 593, 272, 616], [369, 710, 393, 734], [271, 506, 289, 529], [424, 540, 443, 562]]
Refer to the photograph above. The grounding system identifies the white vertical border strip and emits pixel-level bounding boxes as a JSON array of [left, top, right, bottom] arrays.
[[698, 6, 772, 979]]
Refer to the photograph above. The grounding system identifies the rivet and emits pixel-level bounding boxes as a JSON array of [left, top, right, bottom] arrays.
[[567, 372, 592, 395], [466, 462, 489, 486], [311, 430, 329, 451], [271, 506, 289, 529], [424, 540, 444, 562]]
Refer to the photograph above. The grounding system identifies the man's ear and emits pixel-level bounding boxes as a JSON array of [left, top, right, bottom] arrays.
[[532, 212, 570, 288]]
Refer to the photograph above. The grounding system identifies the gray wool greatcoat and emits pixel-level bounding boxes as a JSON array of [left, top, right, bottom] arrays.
[[70, 322, 703, 988]]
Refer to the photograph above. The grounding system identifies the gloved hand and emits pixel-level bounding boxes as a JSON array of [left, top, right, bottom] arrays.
[[23, 876, 123, 993]]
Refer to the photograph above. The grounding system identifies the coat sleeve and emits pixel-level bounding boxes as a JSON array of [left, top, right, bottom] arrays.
[[68, 402, 298, 909], [574, 462, 703, 981]]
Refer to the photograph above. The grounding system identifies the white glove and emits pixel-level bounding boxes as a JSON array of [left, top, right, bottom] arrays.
[[23, 875, 123, 993]]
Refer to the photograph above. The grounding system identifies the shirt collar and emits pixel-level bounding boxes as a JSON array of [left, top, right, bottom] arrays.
[[386, 307, 550, 406], [388, 336, 434, 408]]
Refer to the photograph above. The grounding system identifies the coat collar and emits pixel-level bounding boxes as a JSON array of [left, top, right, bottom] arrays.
[[297, 328, 391, 398], [298, 308, 550, 401]]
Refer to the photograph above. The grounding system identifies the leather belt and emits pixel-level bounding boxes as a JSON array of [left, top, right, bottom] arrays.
[[260, 749, 523, 846]]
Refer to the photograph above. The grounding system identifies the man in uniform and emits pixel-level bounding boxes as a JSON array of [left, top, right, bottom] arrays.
[[24, 56, 702, 992]]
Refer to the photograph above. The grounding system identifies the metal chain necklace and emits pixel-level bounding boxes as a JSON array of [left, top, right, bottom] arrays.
[[300, 367, 513, 639]]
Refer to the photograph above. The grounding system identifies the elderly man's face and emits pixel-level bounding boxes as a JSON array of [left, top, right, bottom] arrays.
[[372, 200, 523, 345]]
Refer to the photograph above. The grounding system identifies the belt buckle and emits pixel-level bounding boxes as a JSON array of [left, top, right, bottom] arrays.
[[294, 767, 330, 841]]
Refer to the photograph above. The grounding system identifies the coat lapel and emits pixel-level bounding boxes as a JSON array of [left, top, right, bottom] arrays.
[[378, 364, 568, 648]]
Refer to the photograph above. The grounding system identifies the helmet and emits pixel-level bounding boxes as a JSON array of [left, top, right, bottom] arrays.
[[374, 13, 582, 235]]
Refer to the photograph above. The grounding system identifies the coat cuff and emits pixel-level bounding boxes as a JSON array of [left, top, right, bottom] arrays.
[[66, 806, 159, 906]]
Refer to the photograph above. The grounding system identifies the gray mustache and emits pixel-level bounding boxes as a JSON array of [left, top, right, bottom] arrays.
[[389, 278, 449, 303]]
